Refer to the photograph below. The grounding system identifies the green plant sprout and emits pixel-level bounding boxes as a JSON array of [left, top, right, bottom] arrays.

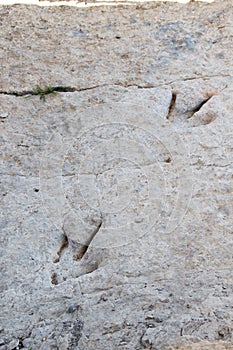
[[34, 85, 58, 101]]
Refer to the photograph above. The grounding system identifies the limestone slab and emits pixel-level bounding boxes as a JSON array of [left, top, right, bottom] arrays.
[[0, 2, 233, 350]]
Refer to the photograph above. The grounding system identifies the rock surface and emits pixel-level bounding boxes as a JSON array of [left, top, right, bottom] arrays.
[[0, 1, 233, 350]]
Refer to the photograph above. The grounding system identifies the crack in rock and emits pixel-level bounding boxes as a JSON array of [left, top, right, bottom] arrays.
[[187, 96, 213, 119], [74, 220, 103, 260], [166, 92, 177, 120], [0, 83, 155, 98], [53, 230, 69, 263]]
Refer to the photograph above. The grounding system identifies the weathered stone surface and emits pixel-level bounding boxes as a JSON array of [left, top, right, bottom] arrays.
[[0, 0, 232, 92], [0, 1, 233, 350]]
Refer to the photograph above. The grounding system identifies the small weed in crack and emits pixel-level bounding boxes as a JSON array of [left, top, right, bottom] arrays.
[[33, 85, 58, 101]]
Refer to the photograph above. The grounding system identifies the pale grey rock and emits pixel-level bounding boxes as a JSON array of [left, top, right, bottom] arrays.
[[1, 1, 233, 350], [0, 1, 232, 92]]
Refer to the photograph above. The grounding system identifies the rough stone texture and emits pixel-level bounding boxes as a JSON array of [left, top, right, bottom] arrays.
[[0, 1, 232, 92], [0, 1, 233, 350]]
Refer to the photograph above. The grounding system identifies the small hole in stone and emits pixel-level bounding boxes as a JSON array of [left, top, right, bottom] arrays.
[[34, 188, 39, 192], [67, 304, 80, 314], [218, 331, 225, 338], [51, 273, 58, 285], [165, 157, 172, 163], [115, 35, 121, 39]]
